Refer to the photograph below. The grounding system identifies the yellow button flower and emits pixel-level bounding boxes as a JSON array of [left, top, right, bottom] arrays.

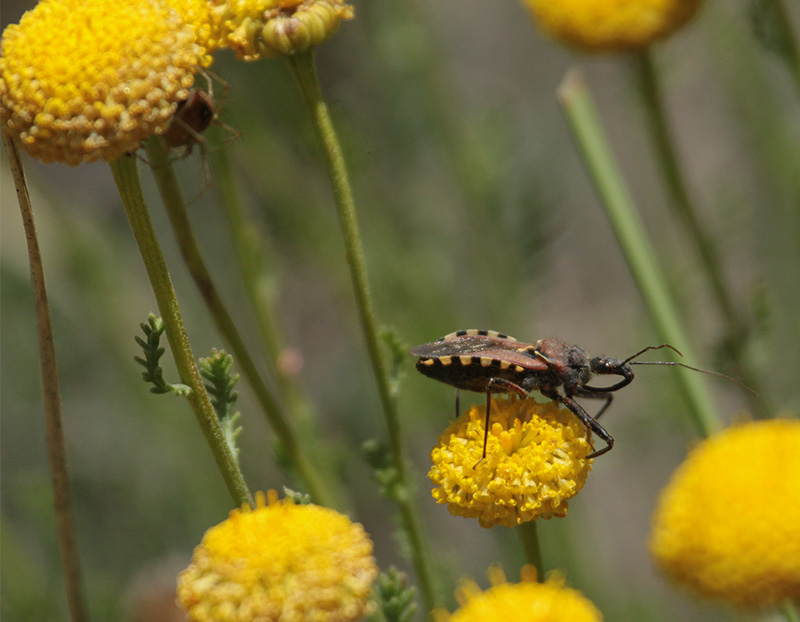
[[177, 490, 378, 622], [435, 566, 603, 622], [0, 0, 218, 165], [650, 419, 800, 608], [523, 0, 703, 51], [214, 0, 354, 61], [429, 397, 593, 528]]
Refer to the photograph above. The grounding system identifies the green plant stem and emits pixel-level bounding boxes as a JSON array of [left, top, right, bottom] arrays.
[[144, 139, 335, 508], [208, 139, 311, 427], [782, 599, 800, 622], [632, 50, 767, 417], [109, 154, 252, 508], [558, 70, 721, 439], [4, 134, 89, 622], [772, 0, 800, 96], [286, 51, 439, 610], [516, 521, 545, 582]]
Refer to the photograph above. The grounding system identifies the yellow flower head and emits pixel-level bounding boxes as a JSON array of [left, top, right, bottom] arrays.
[[177, 490, 378, 622], [429, 397, 593, 528], [0, 0, 219, 165], [650, 419, 800, 608], [214, 0, 354, 61], [435, 566, 603, 622], [523, 0, 703, 52]]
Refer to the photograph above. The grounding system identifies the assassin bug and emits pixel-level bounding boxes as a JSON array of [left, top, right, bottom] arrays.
[[410, 329, 750, 460]]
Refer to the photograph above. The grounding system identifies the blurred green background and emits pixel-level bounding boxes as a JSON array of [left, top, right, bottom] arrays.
[[2, 0, 799, 620]]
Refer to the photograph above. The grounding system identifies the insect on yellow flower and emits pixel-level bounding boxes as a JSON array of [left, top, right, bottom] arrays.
[[177, 490, 379, 622], [650, 419, 800, 609], [0, 0, 219, 165]]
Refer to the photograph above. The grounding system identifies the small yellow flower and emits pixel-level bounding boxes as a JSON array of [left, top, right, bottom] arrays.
[[434, 566, 603, 622], [429, 397, 593, 528], [177, 490, 378, 622], [650, 419, 800, 608], [214, 0, 354, 61], [523, 0, 703, 52], [0, 0, 218, 165]]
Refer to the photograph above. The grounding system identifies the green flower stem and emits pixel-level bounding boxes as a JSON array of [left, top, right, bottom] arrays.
[[144, 138, 334, 509], [557, 70, 721, 438], [4, 134, 89, 622], [782, 599, 800, 622], [109, 154, 252, 508], [207, 139, 310, 425], [772, 0, 800, 97], [286, 51, 439, 610], [517, 521, 545, 582], [632, 50, 767, 417]]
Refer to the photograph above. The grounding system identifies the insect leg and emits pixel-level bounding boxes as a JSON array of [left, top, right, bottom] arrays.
[[455, 389, 460, 419], [542, 390, 614, 459], [572, 387, 614, 421], [477, 378, 529, 461]]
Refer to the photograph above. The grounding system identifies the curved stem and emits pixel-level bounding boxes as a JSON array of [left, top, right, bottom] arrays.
[[285, 51, 439, 610], [632, 50, 767, 417], [558, 70, 722, 438], [4, 134, 89, 622], [144, 138, 335, 508], [517, 521, 545, 582], [109, 154, 252, 508]]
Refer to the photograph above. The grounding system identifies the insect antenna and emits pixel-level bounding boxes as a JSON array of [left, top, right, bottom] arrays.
[[624, 344, 757, 395]]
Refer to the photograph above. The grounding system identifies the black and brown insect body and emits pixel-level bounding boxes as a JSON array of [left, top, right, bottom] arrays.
[[410, 330, 659, 460], [163, 89, 217, 151]]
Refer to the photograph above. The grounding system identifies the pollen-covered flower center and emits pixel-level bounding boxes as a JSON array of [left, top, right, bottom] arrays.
[[429, 397, 593, 528]]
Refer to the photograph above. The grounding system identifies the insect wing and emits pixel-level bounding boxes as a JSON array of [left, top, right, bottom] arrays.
[[409, 332, 520, 358]]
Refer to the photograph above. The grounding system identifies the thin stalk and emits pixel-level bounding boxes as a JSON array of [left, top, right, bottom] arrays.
[[285, 51, 439, 610], [782, 599, 800, 622], [144, 138, 335, 508], [516, 521, 545, 582], [109, 154, 252, 508], [4, 134, 89, 622], [208, 140, 306, 419], [632, 50, 767, 416], [558, 70, 721, 438], [771, 0, 800, 97]]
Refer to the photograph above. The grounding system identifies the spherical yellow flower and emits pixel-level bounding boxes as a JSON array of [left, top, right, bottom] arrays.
[[0, 0, 218, 165], [435, 566, 603, 622], [523, 0, 703, 52], [214, 0, 354, 61], [650, 419, 800, 608], [177, 490, 378, 622], [429, 397, 594, 528]]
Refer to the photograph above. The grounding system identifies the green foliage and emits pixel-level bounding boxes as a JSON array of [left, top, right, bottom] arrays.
[[133, 314, 191, 396], [198, 349, 242, 456], [363, 438, 404, 501], [198, 349, 240, 422], [375, 568, 418, 622]]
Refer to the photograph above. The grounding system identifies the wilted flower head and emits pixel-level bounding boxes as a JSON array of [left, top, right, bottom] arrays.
[[429, 397, 593, 528], [214, 0, 354, 61], [0, 0, 219, 165], [177, 490, 378, 622], [650, 419, 800, 608], [522, 0, 703, 51], [435, 566, 603, 622]]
